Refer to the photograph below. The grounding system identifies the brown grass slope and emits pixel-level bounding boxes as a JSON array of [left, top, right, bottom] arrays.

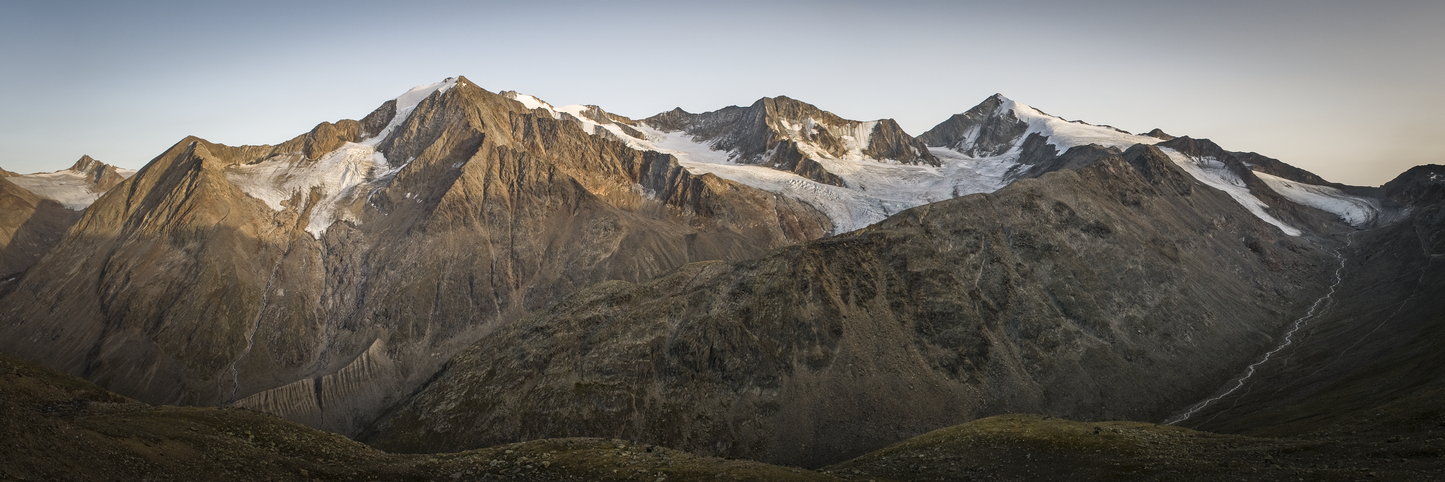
[[823, 413, 1445, 481], [0, 352, 857, 482]]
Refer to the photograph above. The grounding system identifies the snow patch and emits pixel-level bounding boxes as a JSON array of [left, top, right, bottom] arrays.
[[1159, 148, 1301, 236], [505, 92, 562, 119], [1255, 171, 1380, 227], [226, 142, 388, 238], [7, 171, 104, 210]]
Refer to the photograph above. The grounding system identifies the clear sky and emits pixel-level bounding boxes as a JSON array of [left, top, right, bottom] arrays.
[[3, 0, 1441, 186]]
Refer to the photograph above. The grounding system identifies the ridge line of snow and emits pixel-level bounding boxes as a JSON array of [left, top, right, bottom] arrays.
[[1158, 147, 1302, 236]]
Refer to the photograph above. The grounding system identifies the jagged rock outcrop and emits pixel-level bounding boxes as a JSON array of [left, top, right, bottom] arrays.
[[0, 76, 833, 437], [918, 94, 1030, 157], [68, 155, 129, 192], [363, 145, 1338, 467]]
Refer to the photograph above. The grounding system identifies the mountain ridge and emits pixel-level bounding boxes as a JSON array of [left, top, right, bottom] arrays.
[[1, 76, 1438, 476]]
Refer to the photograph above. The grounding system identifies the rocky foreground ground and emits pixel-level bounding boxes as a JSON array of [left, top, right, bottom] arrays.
[[4, 352, 1442, 481]]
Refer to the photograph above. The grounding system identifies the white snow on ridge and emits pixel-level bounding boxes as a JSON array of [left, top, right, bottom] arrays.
[[1001, 97, 1163, 153], [1159, 148, 1301, 236], [364, 78, 457, 146], [1254, 171, 1380, 227]]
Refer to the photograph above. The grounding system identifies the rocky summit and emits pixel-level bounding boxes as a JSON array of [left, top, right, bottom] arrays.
[[2, 76, 1443, 479]]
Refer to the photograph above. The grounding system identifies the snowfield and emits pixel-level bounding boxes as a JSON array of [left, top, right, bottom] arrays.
[[632, 123, 1021, 233], [8, 168, 137, 210], [1255, 171, 1380, 227]]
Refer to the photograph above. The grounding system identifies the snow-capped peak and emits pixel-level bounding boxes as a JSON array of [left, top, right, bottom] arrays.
[[362, 77, 458, 146]]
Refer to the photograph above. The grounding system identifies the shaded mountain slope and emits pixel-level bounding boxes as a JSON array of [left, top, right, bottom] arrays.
[[0, 77, 832, 438], [0, 177, 81, 281], [1172, 167, 1445, 437], [363, 145, 1339, 467]]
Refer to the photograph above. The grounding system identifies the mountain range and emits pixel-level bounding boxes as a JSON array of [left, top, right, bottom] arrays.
[[2, 75, 1441, 479]]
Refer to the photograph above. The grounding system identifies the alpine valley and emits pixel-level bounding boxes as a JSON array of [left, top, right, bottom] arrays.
[[2, 76, 1442, 481]]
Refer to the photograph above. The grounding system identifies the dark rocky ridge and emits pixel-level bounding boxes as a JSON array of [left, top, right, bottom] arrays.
[[0, 76, 834, 438], [918, 94, 1029, 157], [1380, 164, 1445, 206], [364, 145, 1339, 467], [1144, 128, 1175, 140]]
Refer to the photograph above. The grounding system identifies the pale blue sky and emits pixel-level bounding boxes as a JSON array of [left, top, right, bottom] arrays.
[[3, 0, 1441, 186]]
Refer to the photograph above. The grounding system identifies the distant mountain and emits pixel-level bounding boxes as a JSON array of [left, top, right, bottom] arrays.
[[4, 155, 134, 210], [0, 156, 132, 280]]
